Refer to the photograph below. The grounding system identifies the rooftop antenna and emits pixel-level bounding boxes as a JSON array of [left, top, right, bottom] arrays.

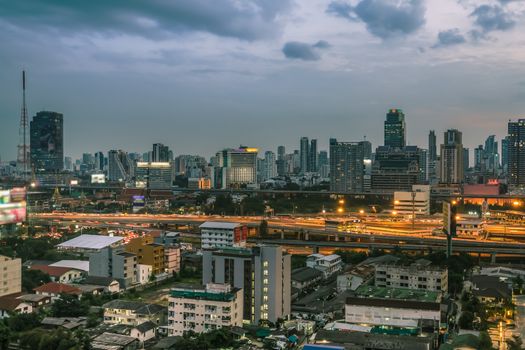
[[17, 70, 29, 181]]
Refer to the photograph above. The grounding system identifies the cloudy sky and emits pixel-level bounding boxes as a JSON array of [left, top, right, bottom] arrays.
[[1, 0, 524, 162]]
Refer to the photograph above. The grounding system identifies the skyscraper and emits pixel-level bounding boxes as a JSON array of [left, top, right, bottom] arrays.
[[440, 129, 464, 184], [108, 150, 133, 182], [502, 136, 509, 174], [30, 111, 64, 172], [329, 138, 366, 192], [300, 137, 309, 174], [508, 119, 525, 186], [428, 130, 437, 162], [484, 135, 499, 175], [463, 148, 470, 173], [261, 151, 277, 181], [474, 145, 484, 172], [95, 151, 104, 172], [152, 143, 171, 162], [277, 146, 286, 176], [214, 146, 258, 188], [309, 139, 318, 172], [384, 109, 406, 148]]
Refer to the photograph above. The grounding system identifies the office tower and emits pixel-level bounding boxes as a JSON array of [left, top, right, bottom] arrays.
[[95, 151, 104, 172], [418, 148, 428, 182], [508, 119, 525, 186], [108, 150, 133, 182], [142, 152, 152, 162], [484, 135, 499, 175], [300, 137, 309, 174], [214, 147, 258, 189], [372, 146, 421, 191], [277, 146, 286, 176], [318, 151, 328, 168], [428, 131, 437, 162], [384, 109, 406, 148], [463, 148, 470, 173], [292, 150, 300, 174], [152, 143, 171, 162], [361, 140, 372, 160], [440, 129, 464, 184], [474, 145, 484, 172], [309, 139, 318, 172], [202, 245, 291, 324], [64, 157, 73, 172], [502, 136, 509, 174], [329, 138, 367, 192], [135, 162, 173, 189], [261, 151, 277, 181], [17, 71, 29, 178], [30, 111, 64, 172]]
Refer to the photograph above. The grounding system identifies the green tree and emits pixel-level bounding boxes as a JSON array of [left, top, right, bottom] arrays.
[[51, 294, 89, 317], [22, 269, 51, 292], [458, 311, 474, 329], [7, 312, 41, 333], [478, 331, 495, 350], [0, 322, 11, 349], [513, 276, 524, 294]]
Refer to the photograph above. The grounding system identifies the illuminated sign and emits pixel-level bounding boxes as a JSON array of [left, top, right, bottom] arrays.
[[0, 189, 27, 225], [91, 174, 106, 184]]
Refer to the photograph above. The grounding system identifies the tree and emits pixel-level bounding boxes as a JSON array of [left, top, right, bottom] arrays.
[[7, 312, 41, 333], [478, 331, 495, 350], [50, 294, 89, 317], [458, 311, 474, 329], [506, 335, 525, 350], [22, 269, 51, 292], [513, 276, 524, 294], [0, 322, 11, 349]]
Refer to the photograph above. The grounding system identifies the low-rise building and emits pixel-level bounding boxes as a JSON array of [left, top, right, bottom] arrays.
[[29, 265, 85, 284], [103, 300, 167, 326], [291, 267, 323, 291], [375, 259, 448, 294], [137, 264, 153, 284], [92, 332, 139, 350], [167, 283, 243, 336], [0, 295, 33, 318], [306, 254, 343, 278], [199, 222, 247, 249], [89, 247, 138, 288], [164, 245, 181, 275], [468, 275, 512, 304], [393, 185, 431, 216], [82, 276, 121, 293], [17, 294, 52, 310], [0, 255, 21, 297], [337, 265, 375, 292], [456, 216, 484, 237], [34, 282, 82, 299], [130, 321, 157, 344], [125, 235, 165, 276]]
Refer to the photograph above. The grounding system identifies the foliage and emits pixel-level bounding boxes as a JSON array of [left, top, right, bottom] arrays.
[[18, 328, 82, 350], [334, 250, 368, 265], [478, 331, 495, 350], [50, 294, 89, 317], [22, 269, 51, 292], [458, 311, 474, 329], [7, 312, 42, 333], [173, 328, 236, 350]]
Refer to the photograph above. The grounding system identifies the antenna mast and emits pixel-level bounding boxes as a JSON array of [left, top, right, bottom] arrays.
[[17, 70, 29, 181]]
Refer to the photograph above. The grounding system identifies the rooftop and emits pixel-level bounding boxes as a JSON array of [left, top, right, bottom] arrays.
[[170, 286, 240, 302], [103, 300, 166, 315], [292, 267, 323, 282], [49, 260, 89, 272], [29, 264, 83, 277], [34, 282, 82, 295], [355, 285, 441, 303], [57, 234, 123, 250], [83, 276, 119, 287], [200, 221, 242, 229], [93, 332, 137, 346]]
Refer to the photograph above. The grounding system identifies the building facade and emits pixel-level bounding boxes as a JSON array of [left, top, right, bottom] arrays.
[[125, 235, 165, 276], [214, 147, 258, 188], [393, 185, 431, 216], [30, 111, 64, 172], [440, 129, 464, 184], [375, 260, 448, 293], [199, 222, 247, 249], [167, 283, 243, 336], [384, 109, 406, 149], [0, 255, 21, 297], [135, 162, 173, 189], [89, 247, 138, 288], [508, 119, 525, 186], [329, 139, 367, 192]]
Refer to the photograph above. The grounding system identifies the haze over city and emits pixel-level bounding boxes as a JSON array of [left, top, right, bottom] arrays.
[[2, 0, 525, 160]]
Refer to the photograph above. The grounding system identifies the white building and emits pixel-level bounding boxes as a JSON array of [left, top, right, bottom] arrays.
[[393, 184, 430, 216], [306, 254, 343, 278], [167, 283, 243, 336], [199, 222, 247, 249], [456, 216, 484, 236], [0, 255, 21, 297], [375, 259, 448, 293], [137, 264, 153, 284]]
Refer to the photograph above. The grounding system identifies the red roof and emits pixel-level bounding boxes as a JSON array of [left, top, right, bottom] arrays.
[[33, 282, 82, 295], [29, 264, 81, 278], [0, 294, 26, 311]]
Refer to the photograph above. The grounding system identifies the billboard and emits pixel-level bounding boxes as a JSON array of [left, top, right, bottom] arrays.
[[0, 188, 27, 225], [91, 174, 105, 184]]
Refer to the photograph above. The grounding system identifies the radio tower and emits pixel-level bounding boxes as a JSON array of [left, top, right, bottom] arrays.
[[17, 70, 29, 181]]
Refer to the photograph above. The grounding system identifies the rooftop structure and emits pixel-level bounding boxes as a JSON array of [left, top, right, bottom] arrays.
[[57, 234, 123, 251]]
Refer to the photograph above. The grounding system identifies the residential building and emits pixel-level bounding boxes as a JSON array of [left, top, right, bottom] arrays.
[[375, 259, 448, 293], [393, 185, 431, 216], [336, 265, 375, 292], [384, 108, 406, 149], [300, 137, 309, 174], [152, 143, 171, 162], [214, 146, 258, 188], [167, 283, 243, 336], [89, 247, 138, 288], [277, 146, 286, 176], [261, 151, 277, 181], [164, 245, 181, 275], [130, 321, 157, 344], [137, 264, 153, 284], [30, 111, 64, 172], [103, 300, 167, 326], [199, 222, 247, 249], [202, 245, 291, 324], [0, 296, 33, 319], [345, 285, 442, 329], [309, 139, 318, 172], [306, 254, 343, 278], [468, 275, 512, 305], [135, 162, 172, 189], [34, 282, 82, 299], [329, 138, 367, 192], [83, 276, 121, 293], [291, 267, 323, 291], [440, 129, 464, 184], [0, 255, 21, 297], [125, 235, 165, 276], [508, 119, 525, 186], [29, 265, 84, 283], [92, 332, 139, 350]]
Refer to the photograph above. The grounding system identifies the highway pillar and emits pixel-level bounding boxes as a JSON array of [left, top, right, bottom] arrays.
[[491, 252, 497, 264], [313, 247, 319, 254], [304, 232, 309, 241], [334, 234, 339, 242], [280, 230, 284, 240]]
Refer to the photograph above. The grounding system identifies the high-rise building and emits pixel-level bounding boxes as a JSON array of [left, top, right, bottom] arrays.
[[300, 137, 309, 174], [214, 147, 258, 189], [318, 150, 329, 168], [64, 156, 73, 172], [108, 150, 134, 182], [152, 143, 171, 162], [428, 131, 437, 162], [484, 135, 499, 175], [463, 148, 470, 173], [95, 151, 104, 172], [309, 139, 318, 172], [418, 148, 428, 182], [372, 146, 421, 191], [202, 245, 291, 324], [135, 162, 173, 189], [508, 119, 525, 186], [30, 111, 64, 172], [440, 129, 464, 184], [329, 138, 367, 192], [502, 136, 510, 174], [474, 145, 484, 172], [277, 146, 286, 176], [384, 109, 406, 149], [262, 151, 277, 181]]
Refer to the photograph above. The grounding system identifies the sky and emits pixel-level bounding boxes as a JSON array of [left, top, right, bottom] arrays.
[[1, 0, 525, 162]]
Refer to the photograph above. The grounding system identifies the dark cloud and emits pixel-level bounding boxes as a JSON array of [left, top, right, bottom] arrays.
[[433, 29, 466, 48], [470, 5, 515, 34], [313, 40, 331, 49], [282, 42, 323, 61], [327, 0, 426, 39], [0, 0, 292, 40]]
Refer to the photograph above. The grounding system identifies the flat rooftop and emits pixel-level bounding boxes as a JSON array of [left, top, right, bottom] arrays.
[[200, 221, 242, 229], [355, 285, 441, 303], [57, 234, 123, 250]]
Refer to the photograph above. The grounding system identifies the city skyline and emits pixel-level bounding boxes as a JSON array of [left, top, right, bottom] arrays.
[[1, 0, 524, 161]]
